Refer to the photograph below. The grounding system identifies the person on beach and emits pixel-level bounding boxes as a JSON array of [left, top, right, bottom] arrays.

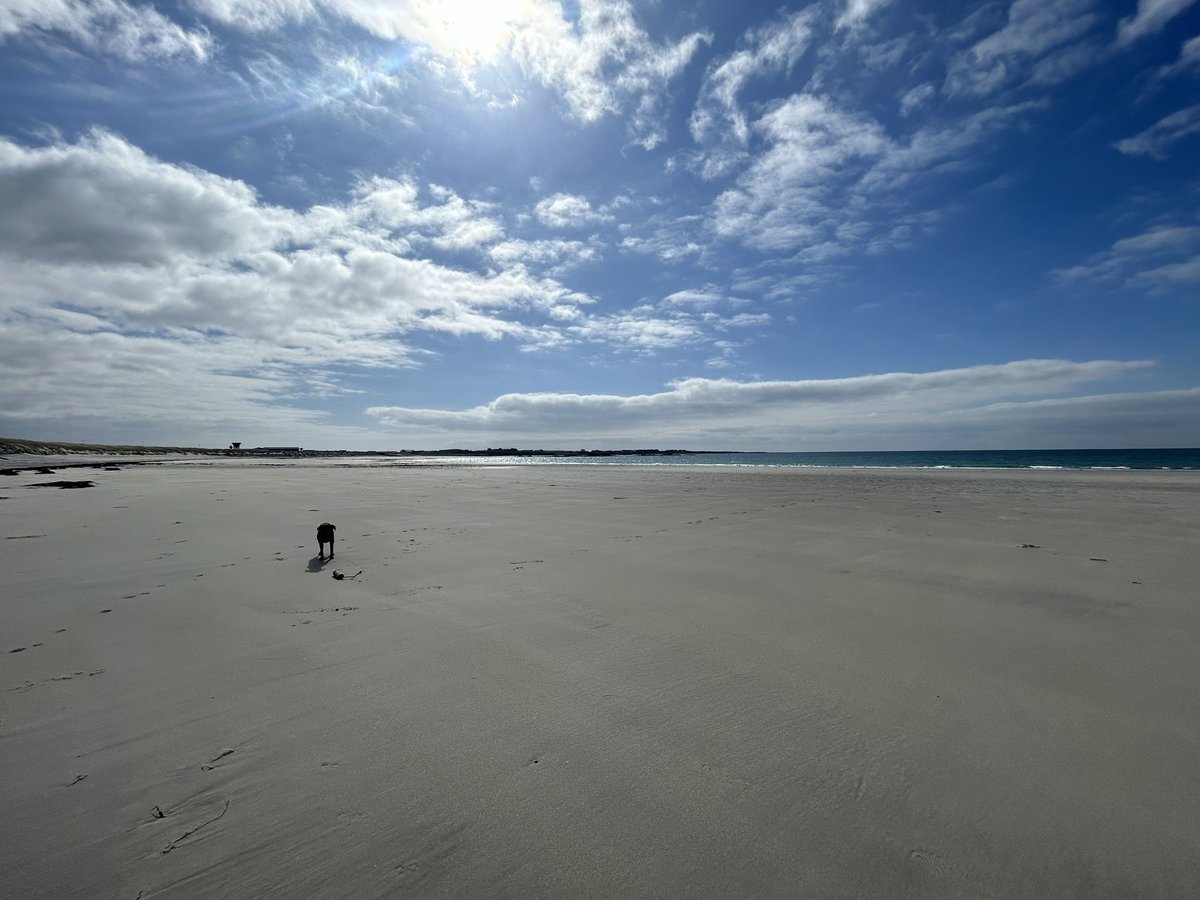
[[317, 522, 336, 560]]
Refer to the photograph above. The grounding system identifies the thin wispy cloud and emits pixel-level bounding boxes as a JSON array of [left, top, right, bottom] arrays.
[[0, 0, 212, 61], [1054, 223, 1200, 289], [193, 0, 710, 147], [836, 0, 892, 32], [1114, 104, 1200, 159], [688, 8, 814, 178], [1117, 0, 1199, 46], [943, 0, 1102, 97]]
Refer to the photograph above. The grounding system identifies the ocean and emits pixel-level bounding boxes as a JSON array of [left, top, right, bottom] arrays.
[[425, 448, 1200, 470]]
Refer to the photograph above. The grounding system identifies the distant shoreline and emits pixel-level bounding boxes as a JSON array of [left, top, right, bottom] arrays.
[[3, 438, 1198, 472], [0, 437, 716, 459]]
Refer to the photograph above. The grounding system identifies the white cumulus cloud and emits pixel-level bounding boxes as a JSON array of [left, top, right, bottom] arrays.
[[533, 193, 613, 229]]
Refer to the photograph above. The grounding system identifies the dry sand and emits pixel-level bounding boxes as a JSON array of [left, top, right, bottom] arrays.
[[2, 459, 1199, 898]]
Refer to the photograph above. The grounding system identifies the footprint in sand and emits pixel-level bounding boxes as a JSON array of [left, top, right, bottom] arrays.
[[908, 847, 949, 875], [201, 748, 235, 771]]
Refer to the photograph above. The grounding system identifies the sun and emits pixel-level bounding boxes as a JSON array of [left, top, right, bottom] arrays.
[[422, 0, 528, 64]]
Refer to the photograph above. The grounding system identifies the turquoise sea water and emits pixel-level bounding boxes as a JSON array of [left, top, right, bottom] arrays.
[[430, 448, 1200, 470]]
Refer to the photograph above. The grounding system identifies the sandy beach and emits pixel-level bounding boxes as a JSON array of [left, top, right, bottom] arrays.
[[2, 459, 1199, 898]]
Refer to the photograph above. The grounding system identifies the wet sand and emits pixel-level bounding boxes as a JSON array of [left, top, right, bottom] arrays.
[[2, 460, 1199, 897]]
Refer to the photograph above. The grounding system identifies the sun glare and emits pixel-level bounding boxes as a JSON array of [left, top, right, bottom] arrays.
[[425, 0, 528, 63]]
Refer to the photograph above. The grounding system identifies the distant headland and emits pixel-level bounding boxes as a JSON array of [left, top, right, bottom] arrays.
[[0, 437, 711, 459]]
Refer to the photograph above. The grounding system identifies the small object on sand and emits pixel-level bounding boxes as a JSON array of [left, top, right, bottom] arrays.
[[1020, 543, 1040, 549], [1089, 557, 1108, 562], [152, 805, 166, 819]]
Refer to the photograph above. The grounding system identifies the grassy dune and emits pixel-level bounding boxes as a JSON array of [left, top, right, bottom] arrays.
[[0, 437, 222, 456]]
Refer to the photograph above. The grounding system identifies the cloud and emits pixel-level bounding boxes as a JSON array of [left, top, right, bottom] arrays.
[[352, 177, 504, 250], [836, 0, 892, 31], [1117, 0, 1198, 46], [661, 288, 727, 309], [565, 311, 705, 352], [533, 193, 613, 229], [898, 82, 936, 116], [1053, 223, 1200, 288], [190, 0, 709, 148], [488, 237, 600, 272], [710, 93, 888, 252], [0, 131, 592, 337], [706, 91, 1041, 261], [944, 0, 1101, 97], [365, 359, 1188, 449], [684, 8, 1053, 265], [186, 0, 315, 32], [688, 9, 814, 178], [1114, 104, 1200, 159], [0, 130, 624, 438], [555, 284, 769, 356], [0, 130, 770, 441], [618, 211, 704, 262], [1158, 33, 1200, 77], [0, 129, 293, 266], [0, 0, 212, 61]]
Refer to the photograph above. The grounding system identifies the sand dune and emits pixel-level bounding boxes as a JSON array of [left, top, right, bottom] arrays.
[[2, 460, 1199, 897]]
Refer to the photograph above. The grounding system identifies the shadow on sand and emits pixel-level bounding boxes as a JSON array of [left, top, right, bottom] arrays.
[[306, 555, 330, 573]]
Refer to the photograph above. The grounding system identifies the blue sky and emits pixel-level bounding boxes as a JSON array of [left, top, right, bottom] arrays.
[[1, 0, 1198, 450]]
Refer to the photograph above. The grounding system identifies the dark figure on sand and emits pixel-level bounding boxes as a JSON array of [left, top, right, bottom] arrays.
[[317, 522, 336, 561]]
